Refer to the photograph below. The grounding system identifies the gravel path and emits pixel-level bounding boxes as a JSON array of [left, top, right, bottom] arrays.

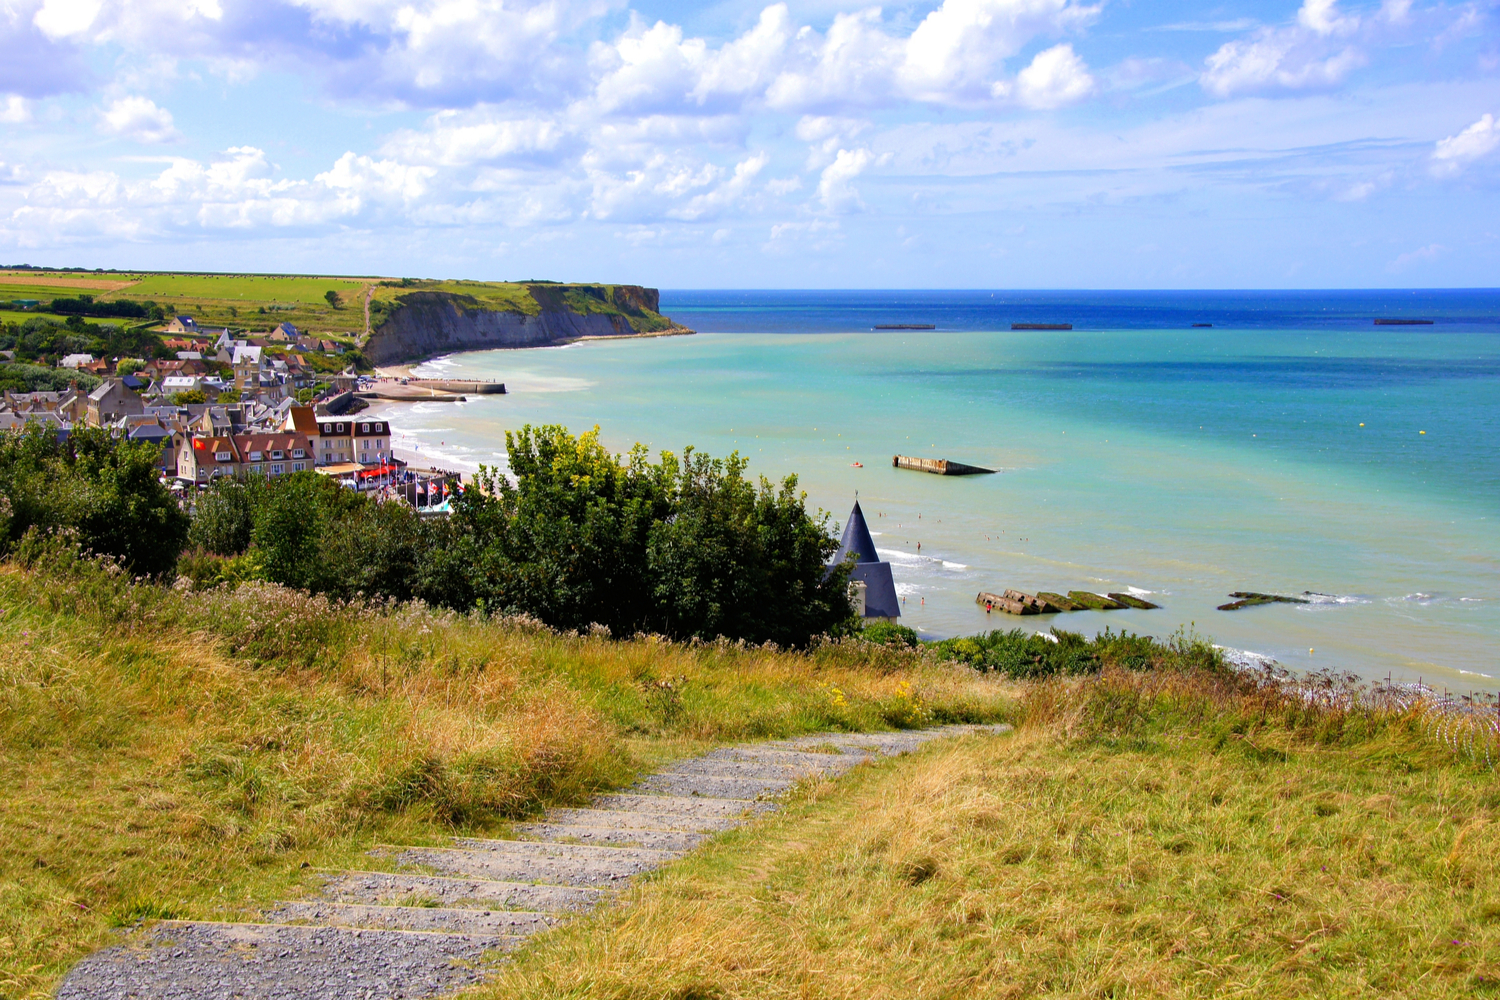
[[58, 724, 1006, 999]]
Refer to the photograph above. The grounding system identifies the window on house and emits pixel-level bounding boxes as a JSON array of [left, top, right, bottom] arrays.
[[292, 449, 305, 458], [337, 423, 345, 432], [293, 462, 304, 472], [271, 464, 283, 475], [270, 450, 284, 460], [361, 423, 369, 432], [249, 451, 263, 461], [215, 451, 231, 461]]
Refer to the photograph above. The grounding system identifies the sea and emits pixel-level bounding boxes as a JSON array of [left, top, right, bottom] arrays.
[[370, 289, 1500, 691]]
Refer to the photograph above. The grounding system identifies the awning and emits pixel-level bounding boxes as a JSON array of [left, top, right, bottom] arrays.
[[315, 462, 364, 476], [357, 464, 400, 478]]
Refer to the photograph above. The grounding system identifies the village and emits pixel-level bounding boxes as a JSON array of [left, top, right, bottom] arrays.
[[0, 312, 460, 508]]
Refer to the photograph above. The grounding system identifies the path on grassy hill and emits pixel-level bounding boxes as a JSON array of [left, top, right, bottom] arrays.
[[58, 724, 1006, 1000]]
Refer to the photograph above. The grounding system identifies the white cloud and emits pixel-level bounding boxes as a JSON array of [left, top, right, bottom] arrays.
[[33, 0, 104, 38], [0, 95, 30, 123], [1297, 0, 1358, 36], [817, 146, 873, 212], [381, 108, 569, 167], [97, 95, 181, 143], [551, 1, 1099, 121], [1387, 242, 1444, 272], [794, 114, 870, 169], [1012, 43, 1094, 108], [317, 152, 435, 205], [1201, 0, 1365, 97], [899, 0, 1098, 102], [1431, 113, 1499, 177]]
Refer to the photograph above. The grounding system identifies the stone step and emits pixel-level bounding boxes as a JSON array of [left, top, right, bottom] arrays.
[[511, 822, 706, 852], [662, 756, 852, 780], [541, 806, 737, 832], [266, 900, 555, 936], [394, 845, 662, 888], [590, 792, 775, 817], [57, 920, 506, 1000], [775, 727, 998, 756], [698, 746, 870, 766], [313, 870, 602, 912], [445, 839, 678, 863], [634, 771, 794, 800]]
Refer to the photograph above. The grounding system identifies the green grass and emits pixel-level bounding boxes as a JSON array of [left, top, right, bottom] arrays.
[[0, 310, 75, 326], [477, 669, 1500, 999], [4, 271, 682, 345], [127, 274, 373, 305], [0, 560, 1009, 998], [396, 280, 541, 315]]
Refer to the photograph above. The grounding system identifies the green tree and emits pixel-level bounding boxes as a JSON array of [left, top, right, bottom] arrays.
[[0, 423, 189, 577], [645, 450, 851, 645], [188, 478, 264, 555], [250, 472, 361, 591], [171, 390, 207, 405], [324, 290, 341, 309]]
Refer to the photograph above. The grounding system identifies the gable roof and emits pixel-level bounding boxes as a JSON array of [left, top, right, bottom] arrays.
[[87, 380, 126, 403]]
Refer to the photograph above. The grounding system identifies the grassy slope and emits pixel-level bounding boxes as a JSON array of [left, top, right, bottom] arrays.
[[482, 675, 1500, 999], [0, 563, 1007, 999], [368, 281, 677, 334], [3, 272, 678, 343]]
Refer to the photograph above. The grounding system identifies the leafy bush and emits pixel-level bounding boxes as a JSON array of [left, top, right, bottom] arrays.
[[187, 479, 265, 556], [932, 627, 1222, 680], [0, 362, 100, 394], [0, 424, 188, 577], [861, 621, 921, 648], [180, 425, 853, 646], [450, 426, 853, 644]]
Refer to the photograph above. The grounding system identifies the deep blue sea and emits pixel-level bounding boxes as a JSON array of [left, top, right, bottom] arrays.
[[380, 289, 1500, 690]]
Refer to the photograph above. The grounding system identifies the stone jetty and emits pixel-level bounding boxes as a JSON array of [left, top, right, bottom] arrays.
[[893, 455, 995, 476], [977, 589, 1160, 615]]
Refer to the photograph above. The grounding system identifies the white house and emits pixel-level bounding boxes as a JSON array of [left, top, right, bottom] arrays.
[[162, 375, 204, 395]]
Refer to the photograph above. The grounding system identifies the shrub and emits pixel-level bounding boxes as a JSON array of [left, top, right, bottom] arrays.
[[0, 424, 188, 577]]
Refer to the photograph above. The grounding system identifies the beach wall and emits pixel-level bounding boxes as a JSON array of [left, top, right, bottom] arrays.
[[362, 287, 677, 366]]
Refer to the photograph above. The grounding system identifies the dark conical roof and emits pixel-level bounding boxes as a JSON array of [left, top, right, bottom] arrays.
[[833, 500, 881, 565]]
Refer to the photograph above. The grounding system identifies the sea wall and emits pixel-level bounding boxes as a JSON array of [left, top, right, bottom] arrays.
[[362, 287, 672, 366]]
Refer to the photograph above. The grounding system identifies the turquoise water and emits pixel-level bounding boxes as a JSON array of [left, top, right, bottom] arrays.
[[377, 291, 1500, 690]]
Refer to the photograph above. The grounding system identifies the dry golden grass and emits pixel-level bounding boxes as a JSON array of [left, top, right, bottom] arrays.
[[481, 671, 1500, 999], [0, 562, 1010, 999]]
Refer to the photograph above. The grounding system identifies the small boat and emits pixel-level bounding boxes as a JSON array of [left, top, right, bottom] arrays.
[[851, 462, 863, 467]]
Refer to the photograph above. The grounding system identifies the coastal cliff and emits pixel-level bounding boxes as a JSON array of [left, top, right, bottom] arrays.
[[361, 281, 688, 366]]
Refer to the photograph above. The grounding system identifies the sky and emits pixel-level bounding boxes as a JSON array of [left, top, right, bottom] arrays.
[[0, 0, 1497, 287]]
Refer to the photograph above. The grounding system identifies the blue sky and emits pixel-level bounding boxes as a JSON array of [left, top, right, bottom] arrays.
[[0, 0, 1496, 287]]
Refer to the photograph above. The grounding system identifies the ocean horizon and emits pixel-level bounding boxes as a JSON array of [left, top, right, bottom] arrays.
[[372, 287, 1500, 692]]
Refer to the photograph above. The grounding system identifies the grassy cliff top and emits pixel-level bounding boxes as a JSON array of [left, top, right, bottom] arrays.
[[367, 279, 675, 333], [0, 270, 672, 339]]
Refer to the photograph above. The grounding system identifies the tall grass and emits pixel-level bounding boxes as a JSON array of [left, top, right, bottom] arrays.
[[481, 666, 1500, 999], [0, 555, 1011, 998]]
